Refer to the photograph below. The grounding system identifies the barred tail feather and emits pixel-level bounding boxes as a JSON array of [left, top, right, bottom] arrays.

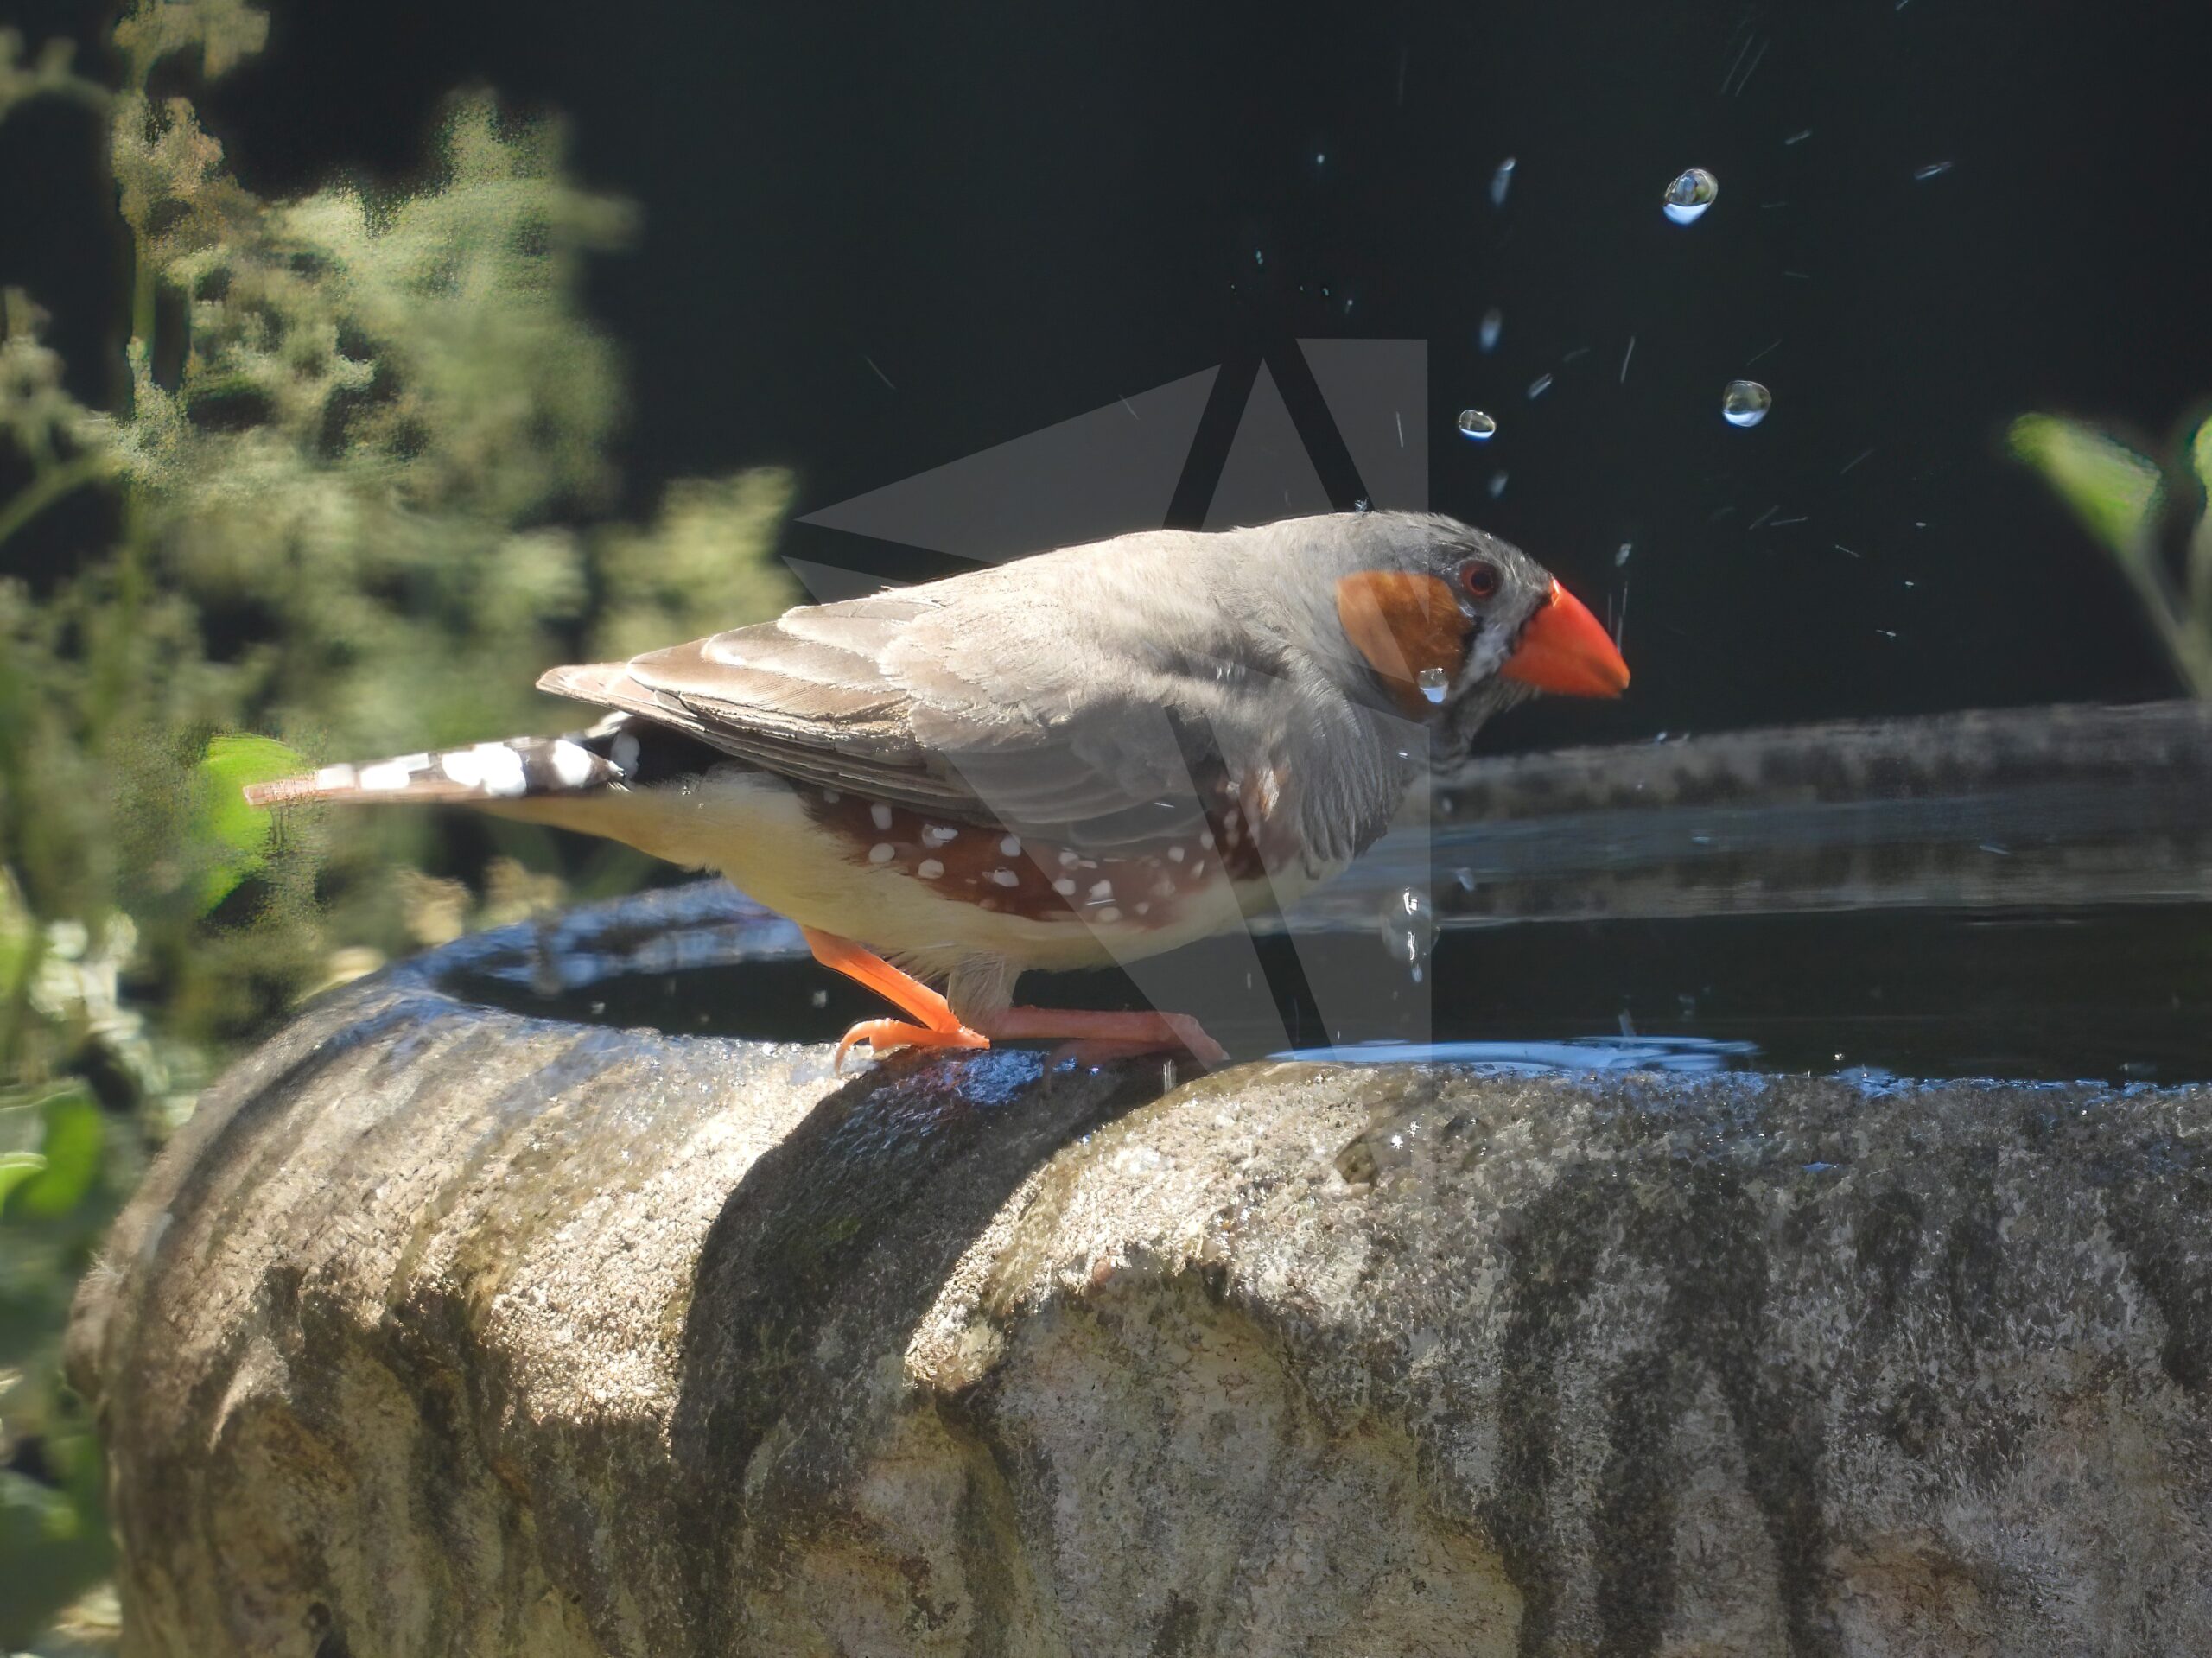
[[243, 719, 645, 809]]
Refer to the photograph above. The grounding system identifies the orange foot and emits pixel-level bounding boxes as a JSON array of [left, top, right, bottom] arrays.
[[804, 928, 988, 1068], [972, 1007, 1229, 1068]]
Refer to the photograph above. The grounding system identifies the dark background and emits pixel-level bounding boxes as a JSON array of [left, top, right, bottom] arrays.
[[7, 0, 2212, 750]]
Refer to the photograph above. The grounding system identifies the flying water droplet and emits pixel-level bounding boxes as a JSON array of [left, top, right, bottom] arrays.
[[1456, 409, 1497, 441], [1490, 156, 1516, 208], [1527, 372, 1553, 399], [1722, 379, 1772, 428], [1615, 542, 1633, 566], [1379, 887, 1438, 972], [1662, 167, 1719, 224], [1913, 160, 1953, 181], [1488, 471, 1509, 498], [1416, 666, 1450, 704], [1478, 308, 1503, 353]]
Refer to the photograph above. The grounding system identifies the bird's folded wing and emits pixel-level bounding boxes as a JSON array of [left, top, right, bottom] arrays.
[[537, 586, 1236, 847]]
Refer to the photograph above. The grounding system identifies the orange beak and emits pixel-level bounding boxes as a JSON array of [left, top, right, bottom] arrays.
[[1500, 579, 1630, 697]]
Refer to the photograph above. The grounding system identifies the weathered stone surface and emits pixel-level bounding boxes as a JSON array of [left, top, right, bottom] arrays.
[[69, 899, 2212, 1655]]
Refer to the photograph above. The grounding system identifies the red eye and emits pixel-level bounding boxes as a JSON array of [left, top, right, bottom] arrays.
[[1459, 559, 1502, 600]]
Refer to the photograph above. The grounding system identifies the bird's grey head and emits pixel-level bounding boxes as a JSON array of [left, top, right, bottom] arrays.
[[1256, 510, 1628, 754]]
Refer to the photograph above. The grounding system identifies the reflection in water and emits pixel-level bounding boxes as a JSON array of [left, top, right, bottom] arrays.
[[1276, 1036, 1759, 1074]]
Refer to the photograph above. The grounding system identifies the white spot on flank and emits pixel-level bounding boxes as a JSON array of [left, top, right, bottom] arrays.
[[1135, 901, 1151, 915], [474, 744, 528, 797], [823, 789, 840, 803], [1088, 880, 1114, 900], [868, 843, 896, 864], [1192, 861, 1207, 879], [1058, 848, 1080, 867], [1153, 876, 1176, 898], [870, 803, 893, 830], [1095, 906, 1122, 924], [1168, 845, 1185, 862], [1199, 829, 1216, 850], [999, 835, 1021, 856], [611, 732, 641, 775], [358, 761, 414, 791], [988, 868, 1019, 887], [917, 859, 944, 879], [548, 740, 595, 789], [923, 824, 958, 848], [1053, 878, 1077, 896]]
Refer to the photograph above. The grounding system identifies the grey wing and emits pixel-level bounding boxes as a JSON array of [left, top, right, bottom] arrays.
[[538, 568, 1406, 865]]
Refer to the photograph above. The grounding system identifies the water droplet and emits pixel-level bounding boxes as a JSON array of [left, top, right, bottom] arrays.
[[1478, 308, 1503, 353], [1913, 160, 1953, 181], [1488, 471, 1509, 498], [1353, 497, 1370, 513], [1721, 379, 1772, 428], [1456, 409, 1497, 441], [1615, 542, 1633, 566], [1379, 887, 1438, 969], [1662, 167, 1719, 224], [1489, 156, 1516, 208], [1416, 666, 1450, 704], [1527, 372, 1553, 399]]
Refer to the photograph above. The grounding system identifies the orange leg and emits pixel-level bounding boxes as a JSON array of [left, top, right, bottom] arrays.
[[970, 1007, 1229, 1068], [801, 927, 988, 1067]]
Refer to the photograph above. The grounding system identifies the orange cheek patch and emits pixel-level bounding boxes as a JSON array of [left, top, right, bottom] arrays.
[[1334, 571, 1472, 715]]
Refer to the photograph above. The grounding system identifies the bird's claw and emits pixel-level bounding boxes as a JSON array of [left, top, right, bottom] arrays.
[[834, 1018, 990, 1070]]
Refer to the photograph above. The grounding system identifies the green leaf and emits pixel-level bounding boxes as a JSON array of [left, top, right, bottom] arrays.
[[5, 1085, 102, 1220], [0, 1152, 45, 1211], [2009, 415, 2165, 562], [2190, 416, 2212, 506], [193, 732, 302, 913]]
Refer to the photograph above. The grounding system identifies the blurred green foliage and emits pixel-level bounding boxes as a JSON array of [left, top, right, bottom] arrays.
[[2012, 412, 2212, 697], [0, 3, 794, 1643]]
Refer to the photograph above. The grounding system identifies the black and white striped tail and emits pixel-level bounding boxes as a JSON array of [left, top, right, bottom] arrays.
[[244, 715, 658, 808]]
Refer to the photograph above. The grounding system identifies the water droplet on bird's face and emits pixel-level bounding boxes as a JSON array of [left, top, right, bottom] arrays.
[[1417, 666, 1450, 704], [1478, 308, 1503, 353], [1722, 379, 1772, 428], [1456, 409, 1497, 441], [1380, 887, 1439, 969], [1662, 167, 1719, 224], [1490, 156, 1516, 208]]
